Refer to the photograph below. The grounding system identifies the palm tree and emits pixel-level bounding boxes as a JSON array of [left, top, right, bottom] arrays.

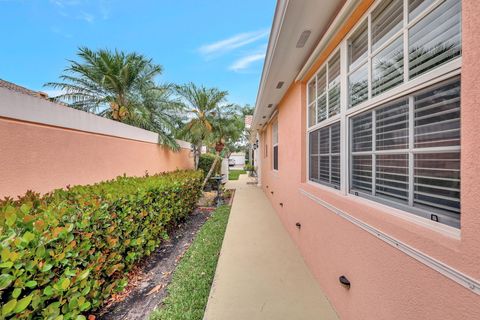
[[129, 85, 184, 150], [201, 110, 244, 188], [45, 47, 181, 149], [175, 83, 228, 168]]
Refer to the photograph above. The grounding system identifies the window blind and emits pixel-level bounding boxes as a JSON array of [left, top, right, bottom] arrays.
[[371, 0, 403, 51], [328, 52, 341, 117], [309, 122, 340, 189], [273, 121, 279, 170], [372, 36, 404, 97], [409, 0, 462, 79], [350, 77, 461, 227]]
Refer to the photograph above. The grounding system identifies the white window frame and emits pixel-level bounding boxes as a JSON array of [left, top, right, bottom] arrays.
[[308, 122, 342, 189], [272, 119, 279, 171], [305, 0, 462, 229]]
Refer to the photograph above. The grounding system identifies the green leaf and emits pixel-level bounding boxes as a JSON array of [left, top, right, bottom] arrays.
[[36, 245, 46, 258], [23, 231, 35, 243], [40, 263, 53, 272], [14, 294, 32, 313], [20, 203, 31, 214], [25, 280, 37, 288], [5, 210, 17, 227], [65, 269, 76, 277], [79, 301, 91, 311], [12, 288, 22, 299], [77, 269, 90, 281], [2, 299, 17, 316], [1, 248, 10, 261], [43, 286, 54, 296], [0, 261, 13, 268], [59, 278, 70, 291], [0, 274, 14, 290]]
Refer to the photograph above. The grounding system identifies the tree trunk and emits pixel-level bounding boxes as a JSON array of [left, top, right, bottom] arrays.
[[194, 143, 202, 170], [201, 152, 220, 190]]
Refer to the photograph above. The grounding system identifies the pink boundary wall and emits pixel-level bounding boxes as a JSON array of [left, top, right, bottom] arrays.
[[0, 90, 193, 198], [258, 0, 480, 319]]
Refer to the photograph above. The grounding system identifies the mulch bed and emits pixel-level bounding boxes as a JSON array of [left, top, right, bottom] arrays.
[[96, 188, 235, 320], [97, 207, 213, 320]]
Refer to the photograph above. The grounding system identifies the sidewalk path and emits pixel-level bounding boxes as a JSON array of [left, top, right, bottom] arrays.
[[203, 174, 338, 320]]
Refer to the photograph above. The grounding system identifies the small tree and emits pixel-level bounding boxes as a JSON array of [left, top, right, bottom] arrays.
[[201, 109, 244, 189], [175, 83, 228, 169]]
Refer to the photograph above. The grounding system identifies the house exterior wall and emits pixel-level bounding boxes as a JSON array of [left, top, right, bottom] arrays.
[[0, 88, 194, 198], [258, 0, 480, 319]]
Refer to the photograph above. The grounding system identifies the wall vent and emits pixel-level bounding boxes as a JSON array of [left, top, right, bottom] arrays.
[[296, 30, 311, 48]]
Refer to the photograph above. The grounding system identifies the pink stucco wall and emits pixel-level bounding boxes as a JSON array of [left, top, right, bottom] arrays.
[[258, 1, 480, 318], [0, 117, 193, 198]]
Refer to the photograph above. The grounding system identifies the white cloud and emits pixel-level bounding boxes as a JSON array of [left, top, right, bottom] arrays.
[[199, 29, 269, 58], [99, 0, 112, 19], [229, 53, 265, 72], [50, 0, 82, 7], [78, 11, 94, 23]]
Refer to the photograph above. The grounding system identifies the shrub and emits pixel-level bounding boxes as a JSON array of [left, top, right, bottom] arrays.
[[198, 153, 221, 176], [243, 164, 255, 172], [0, 170, 203, 319]]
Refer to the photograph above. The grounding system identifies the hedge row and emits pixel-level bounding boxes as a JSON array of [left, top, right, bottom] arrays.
[[0, 170, 203, 319], [198, 153, 221, 177]]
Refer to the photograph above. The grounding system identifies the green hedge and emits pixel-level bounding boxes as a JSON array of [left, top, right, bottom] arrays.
[[0, 170, 203, 319], [198, 153, 221, 176]]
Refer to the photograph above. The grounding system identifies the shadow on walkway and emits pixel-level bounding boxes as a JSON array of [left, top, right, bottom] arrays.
[[204, 174, 338, 320]]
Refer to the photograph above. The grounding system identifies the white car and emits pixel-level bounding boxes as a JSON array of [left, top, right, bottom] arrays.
[[228, 158, 236, 166]]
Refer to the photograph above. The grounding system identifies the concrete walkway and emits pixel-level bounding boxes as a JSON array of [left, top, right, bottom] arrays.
[[203, 174, 338, 320]]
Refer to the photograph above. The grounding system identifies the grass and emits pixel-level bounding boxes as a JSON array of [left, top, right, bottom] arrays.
[[228, 169, 246, 180], [150, 205, 231, 320]]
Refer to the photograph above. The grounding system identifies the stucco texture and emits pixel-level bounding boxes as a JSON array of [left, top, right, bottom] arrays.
[[257, 2, 480, 316], [0, 117, 193, 198]]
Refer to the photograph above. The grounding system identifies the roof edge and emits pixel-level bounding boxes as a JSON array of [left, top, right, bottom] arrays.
[[252, 0, 290, 124]]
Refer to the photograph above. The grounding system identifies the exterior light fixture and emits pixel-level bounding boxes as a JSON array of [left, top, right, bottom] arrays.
[[276, 81, 284, 89], [295, 222, 301, 229], [267, 104, 273, 108], [339, 275, 351, 289]]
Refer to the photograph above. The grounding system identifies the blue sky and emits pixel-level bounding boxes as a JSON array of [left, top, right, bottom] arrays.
[[0, 0, 275, 105]]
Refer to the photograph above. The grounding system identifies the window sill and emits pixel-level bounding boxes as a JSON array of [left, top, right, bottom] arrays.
[[297, 186, 480, 296], [301, 181, 460, 240], [345, 193, 461, 240]]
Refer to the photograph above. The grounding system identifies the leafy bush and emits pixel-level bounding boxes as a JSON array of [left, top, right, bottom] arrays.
[[198, 153, 221, 176], [0, 170, 203, 319], [243, 164, 254, 172]]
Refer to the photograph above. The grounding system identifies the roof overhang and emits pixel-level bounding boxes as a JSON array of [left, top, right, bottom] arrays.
[[251, 0, 362, 139]]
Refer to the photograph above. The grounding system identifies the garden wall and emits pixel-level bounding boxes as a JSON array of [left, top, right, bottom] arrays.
[[0, 86, 194, 198]]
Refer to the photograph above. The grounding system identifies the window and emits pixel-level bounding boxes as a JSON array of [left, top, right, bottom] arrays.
[[306, 0, 462, 228], [345, 0, 461, 108], [408, 0, 462, 79], [350, 77, 460, 228], [272, 120, 278, 170], [307, 51, 342, 128], [348, 20, 368, 107], [309, 122, 341, 188]]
